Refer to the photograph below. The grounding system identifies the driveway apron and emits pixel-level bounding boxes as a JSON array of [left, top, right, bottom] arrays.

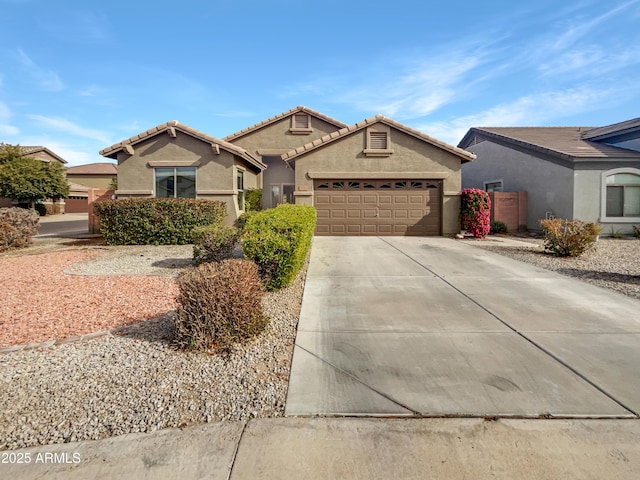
[[285, 236, 640, 417]]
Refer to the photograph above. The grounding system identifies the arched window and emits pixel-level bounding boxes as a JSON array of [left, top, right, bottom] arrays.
[[602, 168, 640, 219]]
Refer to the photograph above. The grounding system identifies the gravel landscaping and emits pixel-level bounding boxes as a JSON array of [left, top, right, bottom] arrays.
[[0, 243, 307, 451], [467, 236, 640, 300]]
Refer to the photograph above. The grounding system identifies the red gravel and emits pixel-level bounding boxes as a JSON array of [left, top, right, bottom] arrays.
[[0, 250, 178, 347]]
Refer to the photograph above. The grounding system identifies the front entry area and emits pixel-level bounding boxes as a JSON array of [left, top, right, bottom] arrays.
[[314, 179, 442, 236]]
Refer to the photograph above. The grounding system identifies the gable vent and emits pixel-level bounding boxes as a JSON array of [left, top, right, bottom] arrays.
[[369, 131, 388, 149], [293, 114, 310, 129]]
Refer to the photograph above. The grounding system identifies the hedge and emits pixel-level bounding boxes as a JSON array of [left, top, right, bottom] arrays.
[[192, 224, 240, 265], [242, 204, 316, 290], [93, 198, 227, 245]]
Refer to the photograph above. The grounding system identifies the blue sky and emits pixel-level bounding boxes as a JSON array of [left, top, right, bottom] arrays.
[[1, 0, 639, 166]]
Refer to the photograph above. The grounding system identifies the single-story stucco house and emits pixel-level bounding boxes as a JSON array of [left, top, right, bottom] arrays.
[[459, 118, 640, 234], [101, 106, 475, 235]]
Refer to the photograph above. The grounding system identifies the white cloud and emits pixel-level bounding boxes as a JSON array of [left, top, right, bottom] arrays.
[[415, 86, 617, 145], [0, 101, 19, 136], [27, 115, 112, 144], [16, 49, 65, 92]]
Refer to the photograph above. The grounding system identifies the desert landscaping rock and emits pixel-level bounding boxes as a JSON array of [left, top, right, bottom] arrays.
[[0, 258, 307, 450]]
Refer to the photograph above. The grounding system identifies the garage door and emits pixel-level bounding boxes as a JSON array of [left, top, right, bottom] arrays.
[[314, 179, 442, 236]]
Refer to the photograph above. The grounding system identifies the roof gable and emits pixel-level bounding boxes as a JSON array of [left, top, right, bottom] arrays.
[[99, 121, 266, 170], [20, 146, 68, 164], [281, 114, 476, 162], [458, 127, 640, 160], [581, 117, 640, 141], [223, 106, 348, 142]]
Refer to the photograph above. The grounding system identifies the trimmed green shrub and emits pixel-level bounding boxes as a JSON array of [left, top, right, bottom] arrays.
[[245, 188, 262, 211], [192, 224, 240, 265], [34, 203, 47, 217], [460, 188, 491, 238], [242, 204, 316, 291], [490, 220, 508, 234], [235, 210, 258, 231], [174, 259, 267, 353], [93, 198, 227, 245], [540, 218, 599, 257], [0, 207, 39, 251]]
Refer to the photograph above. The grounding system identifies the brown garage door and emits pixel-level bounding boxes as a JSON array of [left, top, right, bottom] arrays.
[[314, 179, 442, 236]]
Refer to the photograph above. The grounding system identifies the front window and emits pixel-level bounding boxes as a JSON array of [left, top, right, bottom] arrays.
[[155, 167, 196, 198], [271, 184, 294, 206], [606, 173, 640, 217]]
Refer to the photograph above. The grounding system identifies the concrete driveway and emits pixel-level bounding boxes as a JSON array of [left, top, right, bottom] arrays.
[[285, 236, 640, 417]]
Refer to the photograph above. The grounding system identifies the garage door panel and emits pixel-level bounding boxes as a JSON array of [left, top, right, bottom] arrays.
[[314, 180, 442, 236]]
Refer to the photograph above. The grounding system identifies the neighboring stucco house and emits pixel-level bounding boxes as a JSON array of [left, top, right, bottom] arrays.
[[64, 162, 118, 213], [66, 162, 117, 190], [459, 118, 640, 234], [103, 106, 475, 234], [0, 146, 68, 212]]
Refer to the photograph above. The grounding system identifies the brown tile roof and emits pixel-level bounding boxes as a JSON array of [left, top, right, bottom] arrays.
[[281, 114, 476, 162], [66, 162, 117, 175], [223, 106, 348, 142], [99, 121, 266, 170], [459, 127, 640, 159], [20, 146, 68, 164]]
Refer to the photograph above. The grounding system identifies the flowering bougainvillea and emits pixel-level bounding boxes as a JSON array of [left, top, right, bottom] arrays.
[[460, 188, 491, 238]]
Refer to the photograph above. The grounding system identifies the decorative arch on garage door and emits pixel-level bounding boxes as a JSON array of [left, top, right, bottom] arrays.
[[314, 179, 442, 236]]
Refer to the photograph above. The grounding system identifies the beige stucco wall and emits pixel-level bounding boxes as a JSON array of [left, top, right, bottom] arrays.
[[66, 174, 115, 190], [115, 131, 260, 223], [229, 116, 343, 155], [291, 126, 466, 234]]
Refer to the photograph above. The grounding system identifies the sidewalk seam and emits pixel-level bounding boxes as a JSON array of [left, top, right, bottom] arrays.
[[227, 419, 248, 480], [294, 344, 419, 415]]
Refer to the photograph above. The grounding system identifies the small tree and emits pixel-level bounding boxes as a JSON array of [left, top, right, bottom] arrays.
[[460, 188, 491, 238], [0, 144, 69, 208]]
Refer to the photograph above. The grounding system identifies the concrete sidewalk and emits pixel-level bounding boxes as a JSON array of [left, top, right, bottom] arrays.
[[2, 418, 639, 479]]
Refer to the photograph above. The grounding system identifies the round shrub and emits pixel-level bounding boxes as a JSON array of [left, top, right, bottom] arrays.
[[245, 188, 262, 211], [460, 188, 491, 238], [34, 203, 47, 217], [539, 218, 599, 257], [192, 224, 239, 265], [174, 259, 267, 353], [490, 221, 508, 234], [0, 207, 39, 251]]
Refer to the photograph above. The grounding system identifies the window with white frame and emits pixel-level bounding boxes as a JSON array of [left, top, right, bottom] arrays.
[[484, 180, 503, 192], [155, 167, 196, 198], [604, 170, 640, 218], [237, 169, 245, 210]]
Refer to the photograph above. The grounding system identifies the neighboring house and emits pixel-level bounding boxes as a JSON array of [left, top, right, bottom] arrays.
[[459, 118, 640, 234], [99, 122, 267, 222], [0, 146, 68, 212], [66, 162, 117, 190], [65, 162, 117, 213], [102, 106, 475, 235]]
